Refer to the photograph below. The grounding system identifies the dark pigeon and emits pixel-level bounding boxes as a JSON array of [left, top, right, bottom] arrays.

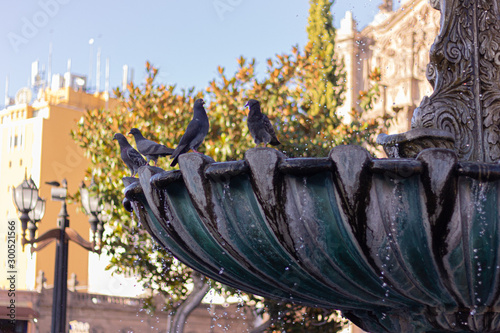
[[129, 128, 174, 166], [113, 133, 147, 176], [246, 99, 280, 147], [170, 98, 209, 167]]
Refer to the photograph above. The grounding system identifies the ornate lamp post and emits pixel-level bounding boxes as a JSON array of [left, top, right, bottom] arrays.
[[27, 196, 46, 241], [12, 172, 39, 242], [11, 176, 104, 333], [80, 177, 104, 248]]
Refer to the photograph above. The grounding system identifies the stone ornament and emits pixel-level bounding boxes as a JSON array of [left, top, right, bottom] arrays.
[[382, 0, 500, 162]]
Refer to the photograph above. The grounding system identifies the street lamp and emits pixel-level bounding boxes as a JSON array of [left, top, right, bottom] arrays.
[[11, 176, 104, 333], [79, 177, 104, 248], [12, 172, 39, 242], [27, 196, 46, 241]]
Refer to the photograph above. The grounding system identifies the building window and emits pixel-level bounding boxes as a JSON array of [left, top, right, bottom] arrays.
[[0, 319, 28, 332], [20, 159, 23, 166], [9, 161, 12, 168]]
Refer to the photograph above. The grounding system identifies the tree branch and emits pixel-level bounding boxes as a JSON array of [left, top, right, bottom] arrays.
[[168, 271, 210, 333], [249, 317, 274, 333]]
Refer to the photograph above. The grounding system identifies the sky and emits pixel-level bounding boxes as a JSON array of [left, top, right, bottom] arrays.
[[0, 0, 399, 106]]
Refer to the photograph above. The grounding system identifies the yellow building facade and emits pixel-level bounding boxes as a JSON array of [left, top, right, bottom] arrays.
[[0, 85, 114, 294]]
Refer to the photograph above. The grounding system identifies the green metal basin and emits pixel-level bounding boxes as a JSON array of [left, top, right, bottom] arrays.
[[123, 146, 500, 333]]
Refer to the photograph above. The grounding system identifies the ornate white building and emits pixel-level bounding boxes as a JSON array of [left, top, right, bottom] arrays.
[[336, 0, 440, 134]]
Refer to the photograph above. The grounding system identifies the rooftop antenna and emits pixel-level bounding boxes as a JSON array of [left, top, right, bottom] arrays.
[[65, 59, 72, 89], [31, 60, 40, 89], [5, 75, 9, 106], [48, 42, 53, 89], [88, 38, 94, 92], [105, 57, 110, 103], [122, 65, 128, 91], [96, 48, 101, 93]]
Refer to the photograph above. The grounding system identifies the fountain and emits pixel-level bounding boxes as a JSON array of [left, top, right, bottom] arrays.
[[122, 1, 500, 332]]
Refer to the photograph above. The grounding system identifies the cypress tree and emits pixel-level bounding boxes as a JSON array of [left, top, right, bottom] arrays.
[[304, 0, 346, 126]]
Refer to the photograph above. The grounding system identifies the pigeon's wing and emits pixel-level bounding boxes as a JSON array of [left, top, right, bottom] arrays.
[[136, 139, 159, 154], [170, 125, 194, 167], [263, 115, 280, 145], [136, 139, 153, 154], [170, 115, 209, 167], [127, 148, 147, 168], [179, 119, 201, 147], [189, 121, 209, 151]]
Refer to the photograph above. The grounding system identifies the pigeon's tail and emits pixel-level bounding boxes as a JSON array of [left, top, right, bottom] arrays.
[[170, 156, 179, 167], [170, 145, 186, 167], [161, 147, 175, 156], [270, 137, 281, 146]]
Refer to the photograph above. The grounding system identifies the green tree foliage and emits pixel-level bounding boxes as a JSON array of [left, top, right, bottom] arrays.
[[72, 1, 389, 331], [74, 62, 202, 313], [304, 0, 345, 124]]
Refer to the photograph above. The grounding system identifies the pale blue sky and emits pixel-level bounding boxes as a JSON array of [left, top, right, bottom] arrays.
[[0, 0, 397, 105]]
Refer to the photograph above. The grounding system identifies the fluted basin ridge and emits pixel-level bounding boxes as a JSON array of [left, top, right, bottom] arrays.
[[124, 146, 500, 333]]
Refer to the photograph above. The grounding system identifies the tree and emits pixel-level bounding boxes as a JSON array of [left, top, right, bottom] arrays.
[[305, 0, 345, 120], [73, 64, 205, 330], [72, 1, 389, 331]]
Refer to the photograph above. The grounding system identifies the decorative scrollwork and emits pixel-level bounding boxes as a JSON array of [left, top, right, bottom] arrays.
[[410, 0, 500, 162], [478, 0, 500, 161]]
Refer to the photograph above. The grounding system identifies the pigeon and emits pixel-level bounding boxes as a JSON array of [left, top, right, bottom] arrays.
[[113, 133, 147, 176], [246, 99, 280, 147], [170, 98, 209, 167], [128, 128, 174, 166]]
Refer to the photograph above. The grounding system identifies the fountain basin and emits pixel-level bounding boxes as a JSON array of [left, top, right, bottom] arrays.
[[124, 147, 500, 333]]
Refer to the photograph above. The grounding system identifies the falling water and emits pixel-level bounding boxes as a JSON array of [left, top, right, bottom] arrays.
[[221, 177, 233, 202]]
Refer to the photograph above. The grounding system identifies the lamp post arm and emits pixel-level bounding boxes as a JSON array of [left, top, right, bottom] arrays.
[[25, 228, 61, 247], [30, 237, 56, 254], [65, 227, 98, 253], [26, 227, 99, 253]]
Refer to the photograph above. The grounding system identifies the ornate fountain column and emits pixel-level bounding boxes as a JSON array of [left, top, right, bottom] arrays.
[[380, 0, 500, 162]]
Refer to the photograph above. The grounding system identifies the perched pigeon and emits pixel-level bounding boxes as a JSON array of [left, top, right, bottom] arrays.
[[129, 128, 174, 166], [113, 133, 147, 176], [246, 99, 280, 147], [170, 98, 209, 167]]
